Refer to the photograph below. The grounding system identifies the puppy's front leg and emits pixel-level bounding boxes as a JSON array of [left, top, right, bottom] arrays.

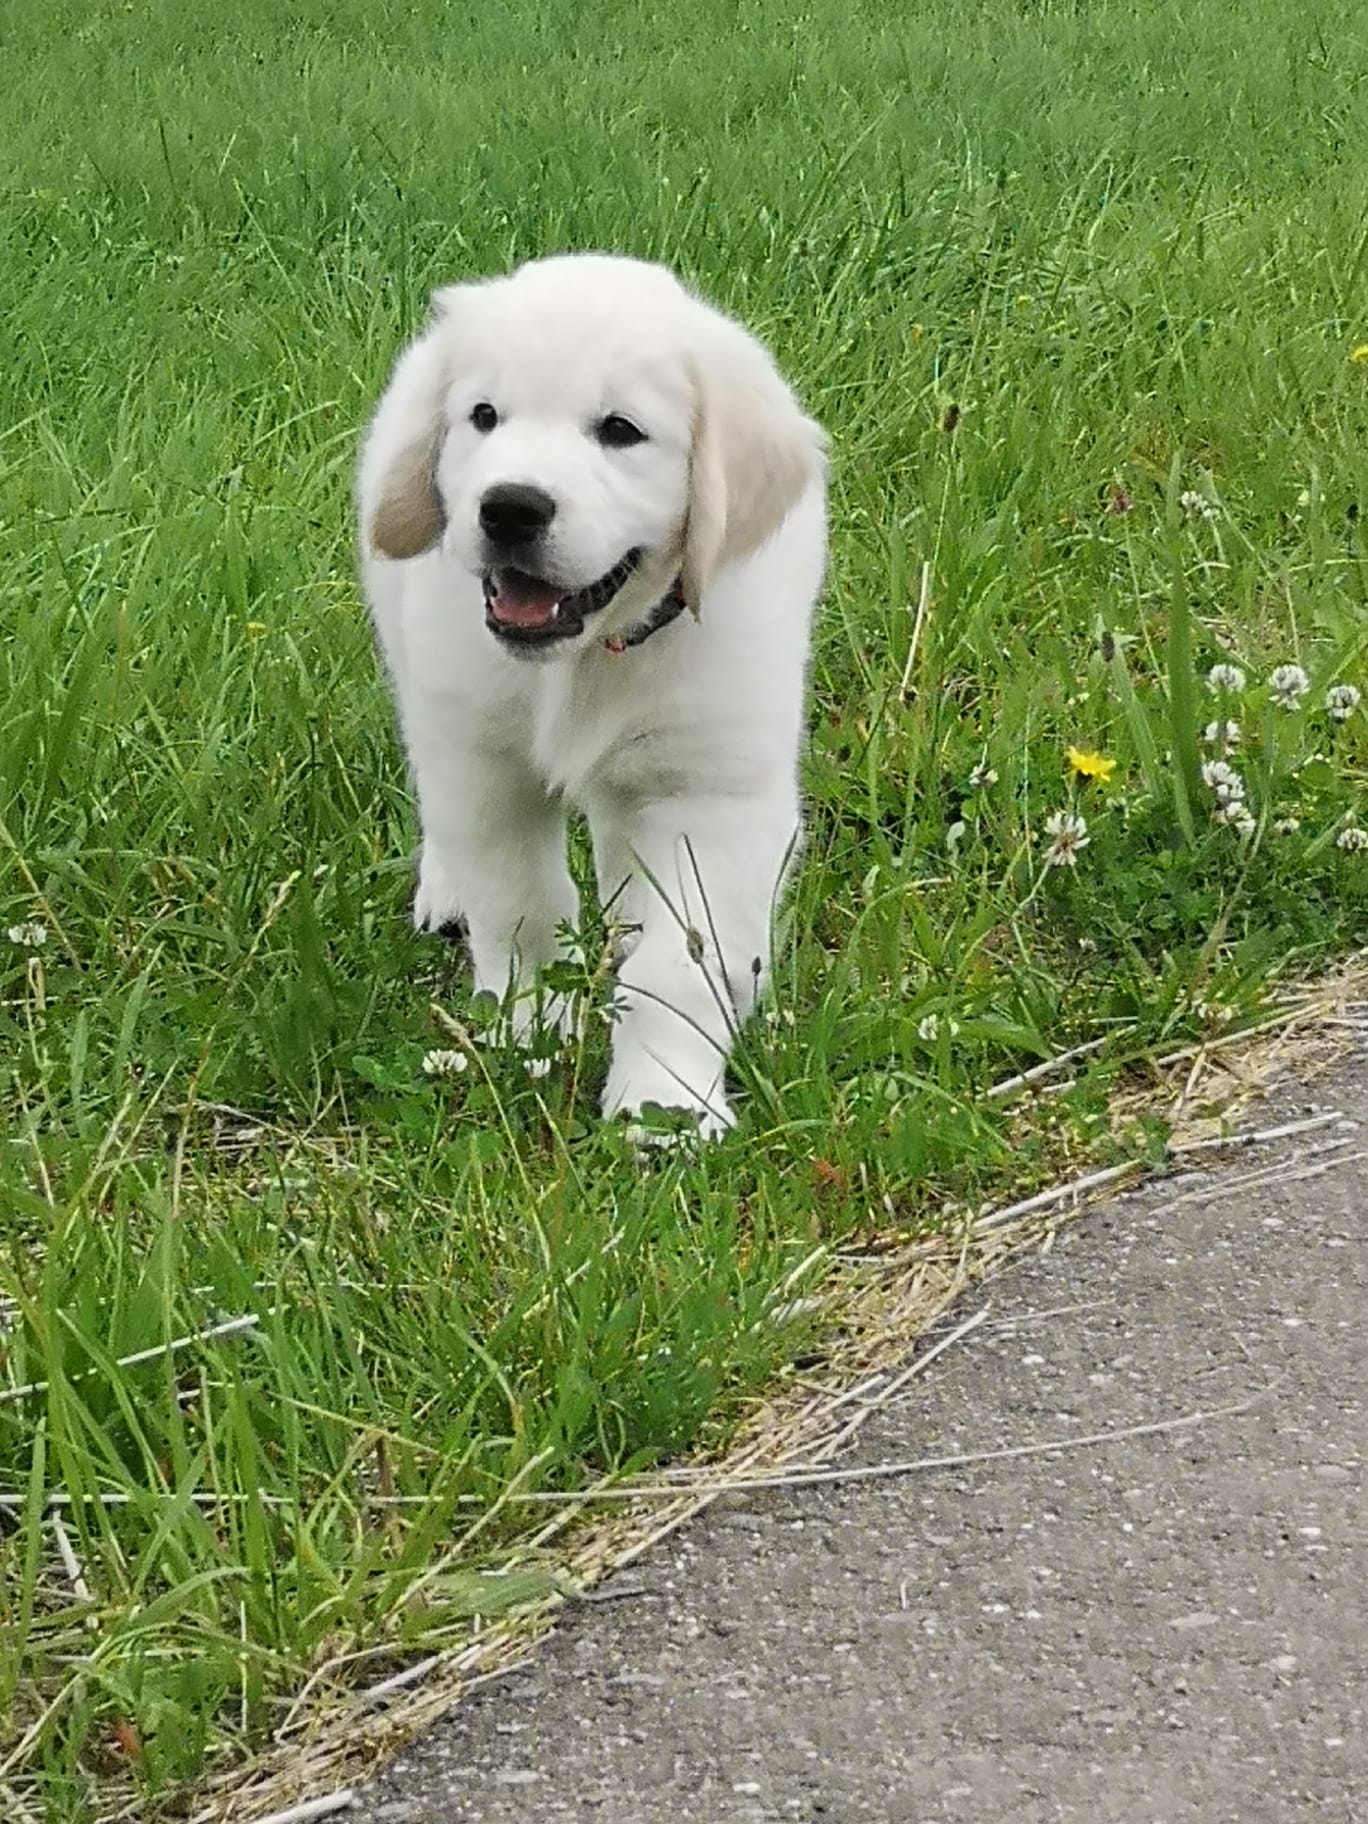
[[410, 744, 579, 1041], [596, 792, 797, 1138]]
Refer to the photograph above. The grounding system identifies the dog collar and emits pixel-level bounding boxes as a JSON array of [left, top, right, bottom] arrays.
[[603, 578, 688, 654]]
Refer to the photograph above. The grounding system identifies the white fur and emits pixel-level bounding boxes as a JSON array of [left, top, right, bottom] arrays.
[[357, 253, 826, 1136]]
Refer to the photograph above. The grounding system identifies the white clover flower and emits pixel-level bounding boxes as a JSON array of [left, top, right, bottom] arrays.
[[1212, 801, 1255, 831], [917, 1012, 960, 1043], [1200, 759, 1246, 804], [1206, 662, 1246, 694], [968, 761, 999, 789], [1202, 720, 1241, 748], [1325, 683, 1361, 722], [1195, 1000, 1237, 1027], [1179, 489, 1220, 521], [1272, 816, 1301, 836], [6, 922, 47, 950], [1042, 809, 1089, 867], [1269, 664, 1310, 708], [1337, 825, 1368, 853], [421, 1048, 469, 1076]]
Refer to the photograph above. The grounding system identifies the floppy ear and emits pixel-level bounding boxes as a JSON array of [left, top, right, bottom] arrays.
[[364, 293, 466, 560], [369, 423, 445, 559], [680, 338, 825, 609]]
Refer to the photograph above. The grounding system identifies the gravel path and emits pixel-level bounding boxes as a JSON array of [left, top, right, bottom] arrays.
[[367, 1055, 1368, 1823]]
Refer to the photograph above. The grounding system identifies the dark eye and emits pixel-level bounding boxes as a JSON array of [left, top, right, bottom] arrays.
[[470, 402, 498, 432], [596, 414, 647, 449]]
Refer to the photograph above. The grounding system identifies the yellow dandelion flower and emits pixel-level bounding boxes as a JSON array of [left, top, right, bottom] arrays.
[[246, 621, 268, 637], [1066, 746, 1117, 783], [1351, 344, 1368, 364]]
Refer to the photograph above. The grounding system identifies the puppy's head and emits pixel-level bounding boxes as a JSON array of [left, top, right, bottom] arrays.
[[362, 254, 824, 656]]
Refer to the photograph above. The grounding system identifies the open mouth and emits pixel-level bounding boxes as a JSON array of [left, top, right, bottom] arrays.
[[482, 550, 642, 646]]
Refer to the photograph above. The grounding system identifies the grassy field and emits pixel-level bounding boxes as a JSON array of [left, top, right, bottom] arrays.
[[2, 0, 1366, 1814]]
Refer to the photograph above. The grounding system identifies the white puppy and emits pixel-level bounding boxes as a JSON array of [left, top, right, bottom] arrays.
[[357, 253, 826, 1136]]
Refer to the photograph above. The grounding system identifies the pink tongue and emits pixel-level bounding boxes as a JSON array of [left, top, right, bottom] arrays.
[[490, 575, 563, 628]]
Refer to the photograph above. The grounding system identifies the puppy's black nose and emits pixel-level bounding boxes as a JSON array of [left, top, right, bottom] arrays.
[[479, 483, 556, 545]]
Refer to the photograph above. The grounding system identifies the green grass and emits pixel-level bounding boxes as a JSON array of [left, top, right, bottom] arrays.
[[2, 0, 1367, 1813]]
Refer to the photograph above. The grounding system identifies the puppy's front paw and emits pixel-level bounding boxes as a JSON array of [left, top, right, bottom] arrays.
[[499, 986, 582, 1063], [412, 849, 465, 938], [602, 1059, 734, 1144]]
